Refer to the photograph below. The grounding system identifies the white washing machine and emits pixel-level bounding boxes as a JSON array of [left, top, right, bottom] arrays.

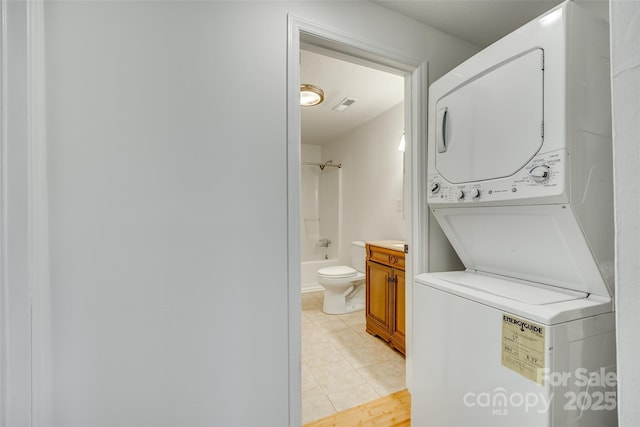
[[412, 2, 617, 426]]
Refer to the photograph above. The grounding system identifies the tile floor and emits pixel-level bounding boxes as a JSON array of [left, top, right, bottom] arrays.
[[301, 291, 406, 424]]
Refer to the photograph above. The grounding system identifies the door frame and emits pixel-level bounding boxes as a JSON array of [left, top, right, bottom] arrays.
[[1, 0, 52, 424], [286, 15, 429, 425], [0, 1, 6, 423]]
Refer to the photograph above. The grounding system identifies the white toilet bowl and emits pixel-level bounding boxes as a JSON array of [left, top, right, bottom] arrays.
[[316, 241, 367, 314]]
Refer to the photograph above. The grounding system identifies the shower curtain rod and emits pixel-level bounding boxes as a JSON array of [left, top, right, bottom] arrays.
[[302, 160, 342, 170]]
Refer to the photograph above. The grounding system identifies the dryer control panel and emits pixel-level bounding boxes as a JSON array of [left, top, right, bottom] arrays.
[[428, 149, 567, 207]]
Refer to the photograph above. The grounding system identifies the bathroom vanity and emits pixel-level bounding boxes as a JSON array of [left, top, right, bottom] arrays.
[[365, 241, 406, 355]]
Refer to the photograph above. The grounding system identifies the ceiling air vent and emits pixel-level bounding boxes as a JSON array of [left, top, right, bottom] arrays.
[[332, 97, 357, 112]]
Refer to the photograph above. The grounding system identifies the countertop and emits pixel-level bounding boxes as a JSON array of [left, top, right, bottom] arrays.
[[366, 240, 407, 253]]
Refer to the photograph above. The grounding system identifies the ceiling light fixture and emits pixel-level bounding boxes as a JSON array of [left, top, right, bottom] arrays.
[[300, 84, 324, 107]]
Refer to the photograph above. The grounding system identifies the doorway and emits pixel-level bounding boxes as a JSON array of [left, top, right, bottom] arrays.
[[287, 16, 429, 426], [299, 48, 406, 423]]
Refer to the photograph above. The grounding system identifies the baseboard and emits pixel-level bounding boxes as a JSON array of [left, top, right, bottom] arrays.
[[302, 284, 324, 294]]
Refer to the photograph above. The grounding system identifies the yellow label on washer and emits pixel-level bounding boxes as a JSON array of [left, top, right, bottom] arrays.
[[501, 314, 545, 384]]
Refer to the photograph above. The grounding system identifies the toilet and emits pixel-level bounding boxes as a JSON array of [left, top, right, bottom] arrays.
[[317, 241, 366, 314]]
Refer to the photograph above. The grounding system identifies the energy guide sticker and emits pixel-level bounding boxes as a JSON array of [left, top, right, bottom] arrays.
[[501, 313, 545, 384]]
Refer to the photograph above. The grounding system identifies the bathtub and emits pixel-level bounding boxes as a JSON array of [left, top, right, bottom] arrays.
[[301, 258, 339, 293]]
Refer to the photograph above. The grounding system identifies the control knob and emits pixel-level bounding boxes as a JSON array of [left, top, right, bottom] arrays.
[[471, 189, 481, 199], [456, 190, 465, 200], [430, 182, 440, 194], [529, 165, 551, 183]]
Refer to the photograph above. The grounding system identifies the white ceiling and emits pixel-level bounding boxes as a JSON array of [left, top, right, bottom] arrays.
[[375, 0, 564, 49], [300, 50, 404, 146], [301, 0, 608, 147]]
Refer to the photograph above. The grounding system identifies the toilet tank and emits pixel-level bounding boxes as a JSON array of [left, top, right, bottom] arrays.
[[351, 241, 366, 272]]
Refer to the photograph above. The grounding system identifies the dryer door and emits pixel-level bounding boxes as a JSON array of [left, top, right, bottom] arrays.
[[435, 49, 544, 184]]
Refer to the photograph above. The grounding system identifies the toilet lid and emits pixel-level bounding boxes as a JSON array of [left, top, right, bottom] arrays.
[[317, 266, 358, 279]]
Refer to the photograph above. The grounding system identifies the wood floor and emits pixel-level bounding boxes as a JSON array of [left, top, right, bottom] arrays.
[[302, 389, 410, 427]]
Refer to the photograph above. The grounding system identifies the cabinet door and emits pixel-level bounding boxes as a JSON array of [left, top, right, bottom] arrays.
[[391, 269, 406, 354], [366, 261, 392, 341]]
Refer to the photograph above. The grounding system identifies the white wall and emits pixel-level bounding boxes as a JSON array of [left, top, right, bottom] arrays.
[[610, 1, 640, 425], [38, 1, 478, 426], [321, 103, 405, 266], [301, 144, 321, 164], [2, 2, 31, 426]]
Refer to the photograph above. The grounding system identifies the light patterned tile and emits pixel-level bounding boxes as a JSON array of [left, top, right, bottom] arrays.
[[301, 313, 316, 327], [347, 321, 367, 335], [387, 346, 407, 364], [358, 358, 406, 396], [340, 341, 394, 369], [327, 327, 367, 349], [301, 324, 330, 348], [305, 310, 332, 323], [310, 359, 366, 395], [387, 348, 406, 366], [327, 382, 381, 412], [302, 296, 323, 312], [301, 298, 405, 422], [302, 341, 345, 367], [302, 386, 337, 424], [312, 317, 350, 334], [302, 360, 320, 393], [341, 310, 366, 331], [358, 331, 395, 352]]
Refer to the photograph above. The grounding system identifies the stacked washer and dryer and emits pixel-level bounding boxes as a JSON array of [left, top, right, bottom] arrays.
[[413, 2, 617, 426]]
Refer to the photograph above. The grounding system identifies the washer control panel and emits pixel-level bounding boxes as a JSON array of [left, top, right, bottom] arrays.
[[428, 149, 567, 206]]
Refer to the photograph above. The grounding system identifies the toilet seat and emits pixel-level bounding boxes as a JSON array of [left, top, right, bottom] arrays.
[[317, 265, 358, 279]]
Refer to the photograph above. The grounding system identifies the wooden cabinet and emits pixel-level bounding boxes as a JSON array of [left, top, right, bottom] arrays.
[[366, 261, 393, 335], [365, 243, 406, 355]]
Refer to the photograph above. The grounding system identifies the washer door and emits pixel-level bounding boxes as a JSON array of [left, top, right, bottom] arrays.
[[435, 49, 544, 184], [432, 204, 613, 298]]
